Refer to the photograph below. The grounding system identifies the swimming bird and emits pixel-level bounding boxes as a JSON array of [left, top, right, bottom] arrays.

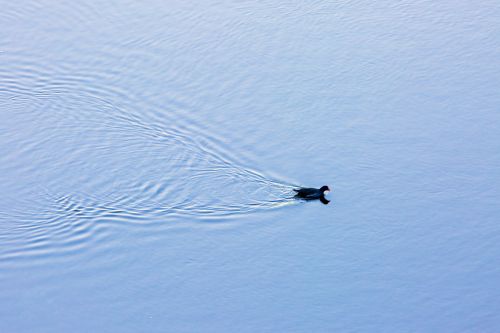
[[293, 185, 331, 204]]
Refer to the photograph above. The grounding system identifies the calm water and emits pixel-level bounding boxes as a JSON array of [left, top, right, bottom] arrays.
[[1, 1, 500, 332]]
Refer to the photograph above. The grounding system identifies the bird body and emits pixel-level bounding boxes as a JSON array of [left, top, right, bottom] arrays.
[[293, 185, 330, 202]]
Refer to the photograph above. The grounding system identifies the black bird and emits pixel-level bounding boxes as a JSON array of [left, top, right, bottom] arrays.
[[293, 185, 331, 204]]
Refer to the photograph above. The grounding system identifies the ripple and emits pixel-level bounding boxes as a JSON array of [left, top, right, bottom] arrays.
[[0, 8, 305, 264], [0, 67, 300, 264]]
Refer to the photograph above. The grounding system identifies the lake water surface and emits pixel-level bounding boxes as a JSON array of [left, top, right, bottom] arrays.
[[1, 1, 500, 332]]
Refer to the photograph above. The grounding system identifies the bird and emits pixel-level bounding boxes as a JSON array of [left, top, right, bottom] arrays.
[[293, 185, 331, 204]]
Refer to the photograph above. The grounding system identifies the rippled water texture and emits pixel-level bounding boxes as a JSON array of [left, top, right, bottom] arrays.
[[2, 1, 500, 332]]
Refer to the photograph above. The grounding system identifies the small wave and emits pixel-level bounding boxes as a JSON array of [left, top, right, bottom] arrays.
[[0, 83, 300, 264]]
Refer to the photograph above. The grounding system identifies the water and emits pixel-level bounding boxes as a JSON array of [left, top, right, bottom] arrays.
[[1, 1, 500, 332]]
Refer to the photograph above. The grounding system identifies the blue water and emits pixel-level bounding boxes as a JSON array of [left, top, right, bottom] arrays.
[[1, 1, 500, 332]]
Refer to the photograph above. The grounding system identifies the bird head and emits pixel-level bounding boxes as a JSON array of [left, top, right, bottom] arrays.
[[320, 185, 331, 195]]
